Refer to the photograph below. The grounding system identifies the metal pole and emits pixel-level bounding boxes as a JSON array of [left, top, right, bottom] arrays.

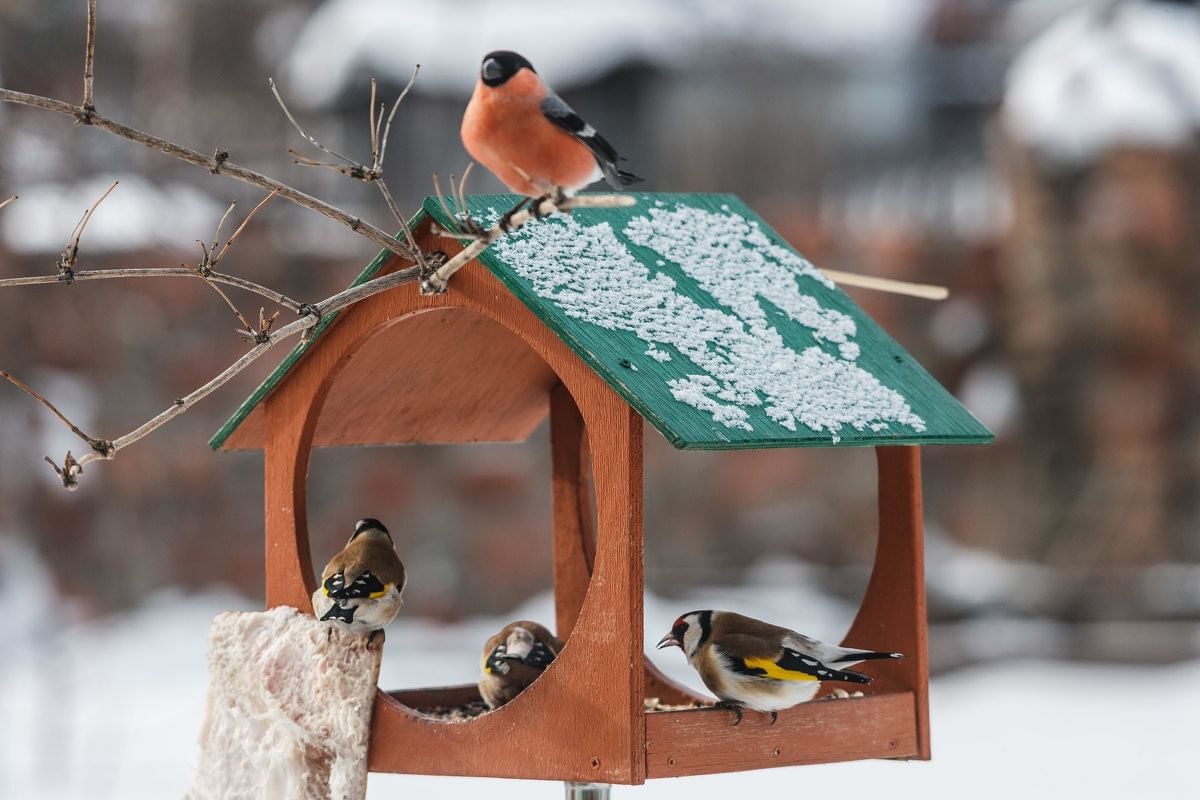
[[564, 782, 610, 800]]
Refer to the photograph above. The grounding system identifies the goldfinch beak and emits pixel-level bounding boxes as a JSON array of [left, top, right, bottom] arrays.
[[656, 633, 681, 650]]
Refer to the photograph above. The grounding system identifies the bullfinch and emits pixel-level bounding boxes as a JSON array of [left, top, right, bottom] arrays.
[[461, 50, 641, 198], [311, 518, 406, 642], [656, 610, 903, 724]]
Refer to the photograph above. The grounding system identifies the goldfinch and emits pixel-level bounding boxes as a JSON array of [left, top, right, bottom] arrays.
[[656, 610, 903, 724], [461, 50, 641, 198], [310, 518, 406, 641], [478, 620, 564, 710]]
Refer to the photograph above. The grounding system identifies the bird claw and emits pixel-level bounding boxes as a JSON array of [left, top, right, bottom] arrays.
[[715, 700, 744, 726], [367, 629, 385, 647], [768, 711, 778, 725]]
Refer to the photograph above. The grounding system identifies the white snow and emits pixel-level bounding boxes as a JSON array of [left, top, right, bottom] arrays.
[[2, 560, 1198, 800], [278, 0, 930, 105], [0, 176, 224, 254], [1005, 1, 1200, 165], [489, 204, 925, 440]]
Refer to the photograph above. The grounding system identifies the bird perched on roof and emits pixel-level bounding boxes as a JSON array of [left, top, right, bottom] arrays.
[[656, 610, 903, 724], [478, 620, 564, 709], [461, 50, 641, 200], [311, 518, 406, 643]]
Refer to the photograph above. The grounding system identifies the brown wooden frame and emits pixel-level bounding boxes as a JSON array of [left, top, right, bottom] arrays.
[[258, 225, 930, 784]]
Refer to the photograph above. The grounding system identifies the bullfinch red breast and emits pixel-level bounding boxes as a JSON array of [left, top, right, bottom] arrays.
[[461, 50, 641, 197]]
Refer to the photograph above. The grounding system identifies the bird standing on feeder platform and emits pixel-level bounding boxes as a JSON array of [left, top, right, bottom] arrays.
[[478, 620, 564, 709], [656, 610, 903, 724], [461, 50, 641, 202], [311, 518, 406, 642]]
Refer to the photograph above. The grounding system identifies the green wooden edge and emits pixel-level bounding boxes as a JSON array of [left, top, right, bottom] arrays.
[[207, 209, 430, 451]]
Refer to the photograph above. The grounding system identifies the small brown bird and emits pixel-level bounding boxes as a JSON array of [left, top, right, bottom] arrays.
[[478, 620, 564, 709], [657, 610, 903, 724], [460, 50, 641, 198], [310, 518, 406, 641]]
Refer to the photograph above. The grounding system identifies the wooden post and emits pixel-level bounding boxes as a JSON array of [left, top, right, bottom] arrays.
[[843, 445, 929, 759]]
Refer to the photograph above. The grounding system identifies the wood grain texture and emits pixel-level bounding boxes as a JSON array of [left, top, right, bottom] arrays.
[[645, 692, 917, 777], [842, 446, 929, 759], [259, 220, 647, 784], [550, 383, 597, 638]]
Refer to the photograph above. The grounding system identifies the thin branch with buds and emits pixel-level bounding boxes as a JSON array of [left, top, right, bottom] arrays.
[[58, 179, 117, 281], [0, 87, 418, 262], [0, 368, 112, 457], [82, 0, 96, 116], [269, 66, 425, 269]]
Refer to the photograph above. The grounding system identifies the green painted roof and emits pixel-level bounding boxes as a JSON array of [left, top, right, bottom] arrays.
[[211, 193, 991, 451]]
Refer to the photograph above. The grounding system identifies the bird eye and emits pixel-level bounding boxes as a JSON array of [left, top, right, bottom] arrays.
[[482, 58, 503, 82]]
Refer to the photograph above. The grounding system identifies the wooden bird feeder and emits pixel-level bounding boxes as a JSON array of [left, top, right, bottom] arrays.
[[211, 193, 991, 784]]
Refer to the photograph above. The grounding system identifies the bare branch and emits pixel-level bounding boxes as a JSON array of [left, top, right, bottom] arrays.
[[0, 267, 304, 311], [60, 179, 118, 278], [213, 189, 278, 267], [376, 64, 419, 172], [187, 263, 255, 333], [0, 368, 112, 456], [369, 79, 380, 167], [82, 0, 96, 116], [0, 88, 418, 261], [0, 195, 16, 212], [268, 77, 359, 169]]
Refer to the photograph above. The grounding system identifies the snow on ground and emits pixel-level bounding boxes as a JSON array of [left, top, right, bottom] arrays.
[[2, 543, 1197, 799]]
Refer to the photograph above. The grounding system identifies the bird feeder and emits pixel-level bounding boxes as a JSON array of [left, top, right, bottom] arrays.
[[211, 193, 991, 784]]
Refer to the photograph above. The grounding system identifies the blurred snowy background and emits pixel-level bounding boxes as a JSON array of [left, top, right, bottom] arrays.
[[1, 0, 1199, 797]]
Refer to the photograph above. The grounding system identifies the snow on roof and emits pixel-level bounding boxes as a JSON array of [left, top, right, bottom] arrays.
[[1004, 1, 1200, 165], [279, 0, 930, 106], [493, 203, 925, 440], [0, 176, 224, 254]]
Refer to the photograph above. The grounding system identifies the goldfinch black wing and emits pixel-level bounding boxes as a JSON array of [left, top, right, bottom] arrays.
[[520, 639, 558, 670], [776, 648, 871, 684], [719, 638, 871, 684], [322, 570, 387, 600]]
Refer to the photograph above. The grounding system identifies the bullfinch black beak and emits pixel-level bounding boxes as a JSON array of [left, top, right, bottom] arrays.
[[656, 633, 681, 650], [482, 58, 502, 82]]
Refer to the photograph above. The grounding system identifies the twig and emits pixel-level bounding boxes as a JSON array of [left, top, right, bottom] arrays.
[[268, 77, 358, 169], [375, 65, 419, 172], [0, 88, 418, 262], [45, 452, 83, 491], [0, 267, 304, 312], [209, 189, 278, 269], [82, 0, 96, 118], [269, 73, 425, 268], [818, 269, 949, 301], [0, 195, 16, 212], [0, 368, 112, 456], [422, 193, 638, 293], [187, 263, 255, 333], [59, 179, 118, 278]]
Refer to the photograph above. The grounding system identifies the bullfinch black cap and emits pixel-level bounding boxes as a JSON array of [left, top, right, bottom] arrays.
[[481, 50, 536, 87]]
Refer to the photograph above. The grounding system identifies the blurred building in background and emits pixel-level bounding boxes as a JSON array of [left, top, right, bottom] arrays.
[[1, 0, 1198, 666]]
